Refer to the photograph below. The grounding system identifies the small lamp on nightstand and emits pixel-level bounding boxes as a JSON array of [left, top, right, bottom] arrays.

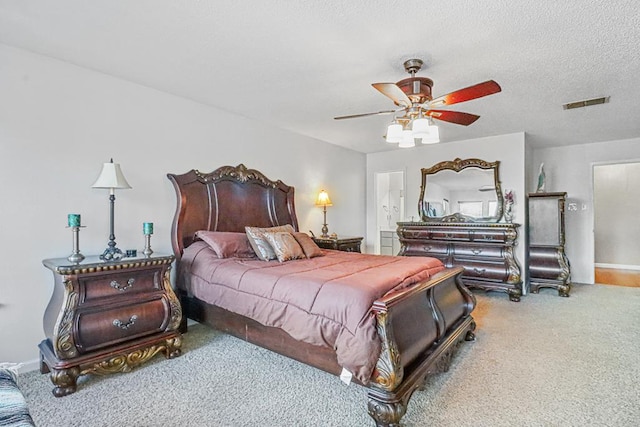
[[92, 159, 132, 261], [315, 189, 332, 238]]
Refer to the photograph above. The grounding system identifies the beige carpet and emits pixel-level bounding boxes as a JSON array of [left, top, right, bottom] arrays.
[[18, 284, 640, 426]]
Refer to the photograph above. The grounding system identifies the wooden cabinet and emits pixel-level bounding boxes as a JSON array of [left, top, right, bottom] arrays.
[[528, 192, 571, 297], [40, 254, 183, 397], [312, 236, 363, 252], [397, 222, 522, 301]]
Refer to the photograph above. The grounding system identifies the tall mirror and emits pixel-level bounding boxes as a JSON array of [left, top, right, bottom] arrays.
[[419, 158, 503, 222]]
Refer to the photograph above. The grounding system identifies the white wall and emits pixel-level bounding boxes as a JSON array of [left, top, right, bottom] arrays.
[[366, 132, 527, 271], [532, 137, 640, 283], [0, 44, 365, 365]]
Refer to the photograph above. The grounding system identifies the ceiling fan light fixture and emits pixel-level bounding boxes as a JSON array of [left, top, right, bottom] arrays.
[[411, 118, 431, 139], [398, 130, 415, 148], [386, 123, 403, 143], [421, 123, 440, 144]]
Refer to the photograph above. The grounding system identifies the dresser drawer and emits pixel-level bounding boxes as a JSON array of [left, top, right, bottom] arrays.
[[401, 240, 449, 257], [469, 229, 508, 243], [402, 228, 470, 241], [453, 244, 503, 259], [417, 241, 449, 255], [455, 260, 509, 282], [75, 297, 169, 353], [79, 269, 162, 303]]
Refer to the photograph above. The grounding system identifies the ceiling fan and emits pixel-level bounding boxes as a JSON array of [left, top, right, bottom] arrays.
[[334, 59, 501, 145]]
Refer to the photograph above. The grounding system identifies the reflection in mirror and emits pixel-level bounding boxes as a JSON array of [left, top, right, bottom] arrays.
[[419, 158, 503, 223]]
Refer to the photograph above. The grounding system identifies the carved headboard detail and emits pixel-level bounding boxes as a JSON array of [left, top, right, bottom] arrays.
[[167, 164, 299, 259]]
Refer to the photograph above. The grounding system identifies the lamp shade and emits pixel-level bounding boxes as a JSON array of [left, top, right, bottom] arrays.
[[385, 123, 403, 143], [421, 124, 440, 144], [398, 129, 415, 148], [411, 118, 431, 140], [315, 190, 332, 207], [92, 159, 132, 190]]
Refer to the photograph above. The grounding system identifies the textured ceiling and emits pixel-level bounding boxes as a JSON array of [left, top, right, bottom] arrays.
[[1, 0, 639, 153]]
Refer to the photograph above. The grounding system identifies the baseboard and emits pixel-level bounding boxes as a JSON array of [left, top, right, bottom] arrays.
[[595, 263, 640, 271]]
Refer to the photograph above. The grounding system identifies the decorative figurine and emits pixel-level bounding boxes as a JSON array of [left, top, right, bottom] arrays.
[[536, 163, 546, 193], [504, 190, 515, 223]]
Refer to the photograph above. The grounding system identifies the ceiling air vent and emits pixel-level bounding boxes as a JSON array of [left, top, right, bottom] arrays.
[[563, 96, 610, 110]]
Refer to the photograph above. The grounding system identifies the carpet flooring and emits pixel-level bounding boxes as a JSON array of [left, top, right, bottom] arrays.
[[18, 284, 640, 426]]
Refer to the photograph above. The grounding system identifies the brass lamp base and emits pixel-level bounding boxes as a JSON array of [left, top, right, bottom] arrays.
[[320, 205, 329, 238]]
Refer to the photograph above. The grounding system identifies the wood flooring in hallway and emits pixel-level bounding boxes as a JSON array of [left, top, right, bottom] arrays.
[[594, 268, 640, 288]]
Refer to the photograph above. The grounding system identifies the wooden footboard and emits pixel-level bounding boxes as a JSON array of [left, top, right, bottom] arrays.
[[179, 266, 475, 427], [368, 266, 476, 426]]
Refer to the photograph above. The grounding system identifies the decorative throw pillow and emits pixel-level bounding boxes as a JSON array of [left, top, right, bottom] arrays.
[[292, 232, 324, 258], [245, 224, 295, 261], [195, 231, 256, 258], [264, 232, 306, 263]]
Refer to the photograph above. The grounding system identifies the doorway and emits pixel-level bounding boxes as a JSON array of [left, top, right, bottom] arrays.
[[593, 162, 640, 287], [375, 171, 404, 255]]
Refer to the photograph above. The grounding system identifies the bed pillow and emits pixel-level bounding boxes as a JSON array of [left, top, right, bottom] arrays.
[[292, 232, 324, 258], [264, 232, 306, 263], [195, 231, 256, 258], [245, 224, 295, 261]]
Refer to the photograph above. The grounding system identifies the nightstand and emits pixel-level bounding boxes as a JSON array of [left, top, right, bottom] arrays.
[[39, 254, 183, 397], [312, 236, 363, 253]]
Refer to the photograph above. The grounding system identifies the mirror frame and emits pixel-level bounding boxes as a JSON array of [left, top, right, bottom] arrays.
[[419, 157, 504, 223]]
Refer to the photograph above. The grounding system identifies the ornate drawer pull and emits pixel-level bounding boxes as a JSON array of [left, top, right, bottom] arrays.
[[445, 233, 454, 238], [110, 278, 135, 291], [112, 315, 138, 330], [482, 235, 494, 240], [424, 245, 432, 251], [472, 268, 486, 275], [472, 249, 483, 255]]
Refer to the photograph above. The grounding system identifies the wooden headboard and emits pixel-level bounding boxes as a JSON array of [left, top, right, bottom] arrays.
[[167, 164, 299, 260]]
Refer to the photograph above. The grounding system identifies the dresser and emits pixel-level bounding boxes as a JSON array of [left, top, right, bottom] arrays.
[[312, 236, 363, 252], [528, 192, 571, 296], [397, 222, 522, 301], [40, 254, 183, 397]]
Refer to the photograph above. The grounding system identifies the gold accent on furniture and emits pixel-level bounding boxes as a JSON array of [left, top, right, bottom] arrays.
[[528, 192, 571, 297], [398, 222, 523, 301], [40, 254, 182, 397], [312, 236, 363, 252], [371, 311, 403, 391]]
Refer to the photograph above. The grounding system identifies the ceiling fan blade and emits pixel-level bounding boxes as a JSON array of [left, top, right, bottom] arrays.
[[428, 80, 501, 107], [334, 109, 400, 120], [426, 110, 480, 126], [372, 83, 412, 107]]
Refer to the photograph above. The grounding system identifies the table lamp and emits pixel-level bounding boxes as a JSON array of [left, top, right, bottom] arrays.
[[315, 190, 332, 238], [92, 159, 131, 261]]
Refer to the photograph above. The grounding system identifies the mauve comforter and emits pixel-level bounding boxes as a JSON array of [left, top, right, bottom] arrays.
[[179, 241, 445, 382]]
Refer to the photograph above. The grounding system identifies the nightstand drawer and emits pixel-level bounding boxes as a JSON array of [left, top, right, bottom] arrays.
[[75, 297, 169, 353], [312, 236, 363, 253], [80, 269, 162, 303], [340, 242, 361, 252]]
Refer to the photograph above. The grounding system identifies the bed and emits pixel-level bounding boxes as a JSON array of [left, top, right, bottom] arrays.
[[167, 164, 476, 426]]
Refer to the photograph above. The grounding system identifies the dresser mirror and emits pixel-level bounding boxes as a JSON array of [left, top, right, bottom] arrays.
[[419, 158, 503, 222]]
